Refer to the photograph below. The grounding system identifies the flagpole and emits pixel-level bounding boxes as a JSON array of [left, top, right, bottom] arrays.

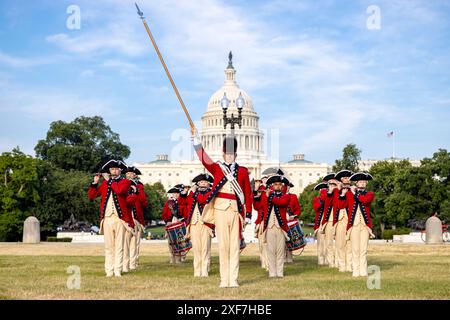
[[135, 3, 196, 132]]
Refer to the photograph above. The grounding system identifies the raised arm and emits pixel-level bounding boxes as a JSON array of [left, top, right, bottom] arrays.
[[127, 193, 138, 207], [356, 191, 374, 205], [290, 195, 301, 216], [312, 196, 323, 230], [162, 201, 171, 223], [271, 194, 291, 207], [192, 133, 217, 175], [137, 184, 148, 208], [88, 181, 103, 200], [111, 179, 131, 196]]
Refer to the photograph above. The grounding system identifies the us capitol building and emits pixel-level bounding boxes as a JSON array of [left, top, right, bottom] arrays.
[[134, 54, 329, 195]]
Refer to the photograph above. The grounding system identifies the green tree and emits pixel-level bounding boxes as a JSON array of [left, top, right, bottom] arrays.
[[32, 164, 100, 236], [0, 148, 41, 241], [419, 149, 450, 223], [332, 143, 361, 173], [35, 116, 130, 173], [298, 179, 322, 224], [369, 160, 413, 231], [144, 182, 167, 221]]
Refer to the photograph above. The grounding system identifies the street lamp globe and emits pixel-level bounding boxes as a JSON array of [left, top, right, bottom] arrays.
[[236, 92, 245, 110], [220, 92, 230, 110]]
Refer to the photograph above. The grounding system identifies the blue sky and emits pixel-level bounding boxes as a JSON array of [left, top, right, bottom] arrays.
[[0, 0, 449, 165]]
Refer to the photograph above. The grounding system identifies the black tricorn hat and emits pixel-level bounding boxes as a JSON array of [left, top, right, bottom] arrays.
[[314, 182, 328, 190], [100, 159, 127, 173], [335, 170, 353, 181], [222, 136, 238, 154], [123, 166, 142, 175], [281, 177, 294, 187], [350, 172, 373, 182], [322, 173, 336, 182], [277, 168, 285, 175], [266, 175, 283, 185], [168, 187, 182, 194], [192, 173, 214, 184], [174, 183, 186, 189]]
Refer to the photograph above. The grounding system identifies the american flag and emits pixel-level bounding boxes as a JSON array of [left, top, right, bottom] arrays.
[[387, 131, 394, 138]]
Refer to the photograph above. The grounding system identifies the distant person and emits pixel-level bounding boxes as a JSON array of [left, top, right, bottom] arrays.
[[123, 166, 148, 271], [344, 172, 375, 277], [191, 130, 252, 288], [313, 182, 328, 265], [186, 173, 213, 277], [162, 186, 188, 264], [88, 160, 136, 277]]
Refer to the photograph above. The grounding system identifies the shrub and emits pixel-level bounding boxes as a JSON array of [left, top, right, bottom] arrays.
[[46, 236, 72, 242], [0, 211, 26, 242], [382, 227, 411, 240]]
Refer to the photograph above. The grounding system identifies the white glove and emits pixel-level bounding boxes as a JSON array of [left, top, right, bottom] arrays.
[[191, 128, 201, 145], [207, 228, 215, 238], [245, 218, 251, 225]]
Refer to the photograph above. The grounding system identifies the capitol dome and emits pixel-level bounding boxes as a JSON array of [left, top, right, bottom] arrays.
[[200, 52, 265, 161]]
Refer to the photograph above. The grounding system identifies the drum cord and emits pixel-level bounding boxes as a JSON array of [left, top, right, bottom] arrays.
[[291, 246, 306, 256]]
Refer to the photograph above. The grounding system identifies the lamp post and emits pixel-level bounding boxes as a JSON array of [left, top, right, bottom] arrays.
[[221, 92, 244, 135]]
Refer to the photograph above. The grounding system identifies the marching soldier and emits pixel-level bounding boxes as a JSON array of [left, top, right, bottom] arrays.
[[334, 170, 353, 272], [317, 173, 340, 267], [162, 186, 188, 264], [88, 160, 136, 277], [186, 173, 213, 277], [124, 166, 148, 271], [282, 177, 301, 263], [253, 180, 268, 270], [313, 182, 328, 265], [191, 130, 253, 288], [345, 172, 375, 277], [175, 183, 190, 262], [261, 175, 291, 278]]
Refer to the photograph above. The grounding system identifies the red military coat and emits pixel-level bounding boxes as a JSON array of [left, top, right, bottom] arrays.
[[287, 193, 301, 217], [253, 195, 265, 225], [133, 182, 148, 227], [194, 144, 253, 219], [313, 196, 324, 231], [343, 189, 375, 231], [88, 177, 135, 228], [260, 191, 291, 233], [162, 198, 188, 223], [319, 188, 340, 227], [178, 192, 190, 217], [186, 188, 212, 224]]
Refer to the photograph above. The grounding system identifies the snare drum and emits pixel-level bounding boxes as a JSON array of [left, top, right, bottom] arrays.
[[165, 221, 192, 254], [286, 220, 306, 252]]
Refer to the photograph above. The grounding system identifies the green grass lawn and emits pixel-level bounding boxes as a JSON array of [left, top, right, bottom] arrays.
[[0, 243, 449, 300], [145, 226, 166, 237]]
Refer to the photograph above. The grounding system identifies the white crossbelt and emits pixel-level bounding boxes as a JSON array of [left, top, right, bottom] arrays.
[[217, 162, 245, 205]]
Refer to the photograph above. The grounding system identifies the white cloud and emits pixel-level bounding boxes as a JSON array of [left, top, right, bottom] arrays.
[[100, 59, 139, 74], [0, 85, 114, 121], [46, 29, 145, 57], [0, 51, 56, 68], [80, 69, 94, 77]]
